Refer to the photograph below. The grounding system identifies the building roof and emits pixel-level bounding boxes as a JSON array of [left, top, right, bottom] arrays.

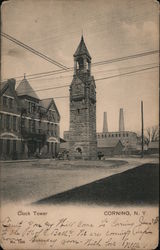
[[16, 77, 39, 100], [39, 97, 60, 119], [0, 81, 8, 91], [74, 36, 91, 59], [39, 98, 52, 109], [98, 138, 124, 148]]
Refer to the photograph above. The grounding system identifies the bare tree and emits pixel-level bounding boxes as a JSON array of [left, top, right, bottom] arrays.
[[136, 125, 159, 146], [145, 125, 159, 145]]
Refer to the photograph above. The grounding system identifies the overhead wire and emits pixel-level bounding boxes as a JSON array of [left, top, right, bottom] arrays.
[[14, 61, 158, 85], [0, 31, 158, 81], [1, 32, 68, 70], [15, 65, 158, 97]]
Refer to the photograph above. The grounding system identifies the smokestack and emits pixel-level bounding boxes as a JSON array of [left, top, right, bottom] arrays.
[[103, 112, 108, 132], [119, 108, 125, 132]]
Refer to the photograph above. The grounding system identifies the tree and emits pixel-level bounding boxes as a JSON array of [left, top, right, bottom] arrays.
[[145, 125, 159, 145], [136, 125, 159, 146]]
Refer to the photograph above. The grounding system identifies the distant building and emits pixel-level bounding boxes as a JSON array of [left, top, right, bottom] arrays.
[[148, 141, 159, 154], [0, 77, 60, 160], [59, 131, 70, 153], [97, 109, 138, 156], [68, 36, 97, 160]]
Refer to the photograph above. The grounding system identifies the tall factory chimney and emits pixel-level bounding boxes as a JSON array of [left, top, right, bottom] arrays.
[[119, 108, 125, 132], [103, 112, 108, 132]]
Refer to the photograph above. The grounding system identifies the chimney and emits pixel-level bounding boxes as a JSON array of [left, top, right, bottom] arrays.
[[119, 108, 125, 132], [103, 112, 108, 132], [8, 78, 16, 90]]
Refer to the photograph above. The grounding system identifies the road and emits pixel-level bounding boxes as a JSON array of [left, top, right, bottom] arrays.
[[0, 157, 158, 204]]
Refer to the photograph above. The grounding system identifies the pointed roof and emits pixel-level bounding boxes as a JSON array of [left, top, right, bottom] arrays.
[[0, 79, 20, 105], [40, 97, 60, 119], [74, 36, 91, 59], [39, 98, 52, 109], [16, 76, 39, 100]]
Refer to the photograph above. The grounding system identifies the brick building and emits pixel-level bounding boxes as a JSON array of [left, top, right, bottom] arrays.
[[68, 36, 97, 160], [0, 77, 60, 160]]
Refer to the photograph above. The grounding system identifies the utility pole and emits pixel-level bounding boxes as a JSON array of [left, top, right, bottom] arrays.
[[141, 101, 144, 158]]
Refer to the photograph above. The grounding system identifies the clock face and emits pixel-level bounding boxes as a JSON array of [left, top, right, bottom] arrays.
[[72, 82, 84, 96]]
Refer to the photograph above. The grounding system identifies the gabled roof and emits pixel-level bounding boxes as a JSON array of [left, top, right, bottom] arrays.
[[39, 98, 52, 109], [0, 81, 8, 93], [0, 81, 8, 96], [16, 77, 39, 100], [0, 79, 19, 104], [40, 98, 60, 119], [74, 36, 91, 59]]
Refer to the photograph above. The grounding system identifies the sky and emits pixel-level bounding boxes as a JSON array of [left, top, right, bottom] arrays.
[[1, 0, 159, 137]]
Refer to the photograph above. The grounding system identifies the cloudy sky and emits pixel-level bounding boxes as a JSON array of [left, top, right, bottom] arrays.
[[1, 0, 159, 136]]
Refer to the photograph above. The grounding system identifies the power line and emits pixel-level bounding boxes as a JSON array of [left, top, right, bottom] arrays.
[[95, 65, 158, 83], [2, 57, 158, 84], [1, 33, 158, 81], [93, 50, 159, 66], [25, 62, 159, 82], [15, 65, 158, 96], [13, 61, 158, 85], [1, 32, 68, 70]]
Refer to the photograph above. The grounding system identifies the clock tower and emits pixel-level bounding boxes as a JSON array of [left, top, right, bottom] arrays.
[[69, 36, 97, 160]]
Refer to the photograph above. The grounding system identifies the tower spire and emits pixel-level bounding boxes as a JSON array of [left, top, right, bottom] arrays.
[[73, 36, 91, 59]]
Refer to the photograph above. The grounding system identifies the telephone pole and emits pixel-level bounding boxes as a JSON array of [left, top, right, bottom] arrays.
[[141, 101, 144, 158]]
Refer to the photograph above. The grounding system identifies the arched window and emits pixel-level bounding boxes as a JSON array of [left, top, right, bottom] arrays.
[[78, 58, 84, 69]]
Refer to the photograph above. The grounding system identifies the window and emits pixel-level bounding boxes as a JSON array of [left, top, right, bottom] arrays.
[[28, 102, 31, 113], [0, 139, 3, 155], [13, 116, 17, 131], [51, 124, 53, 135], [47, 142, 49, 153], [47, 123, 49, 132], [21, 118, 25, 129], [9, 98, 13, 108], [55, 124, 57, 136], [39, 121, 41, 134], [13, 140, 16, 153], [29, 120, 32, 132], [112, 134, 114, 137], [0, 114, 3, 130], [126, 133, 129, 137], [32, 120, 35, 132], [31, 103, 36, 113], [3, 96, 7, 106], [6, 140, 10, 154], [21, 141, 25, 153], [6, 115, 10, 130]]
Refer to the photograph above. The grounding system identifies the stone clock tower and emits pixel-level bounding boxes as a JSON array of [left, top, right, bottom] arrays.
[[69, 36, 97, 160]]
